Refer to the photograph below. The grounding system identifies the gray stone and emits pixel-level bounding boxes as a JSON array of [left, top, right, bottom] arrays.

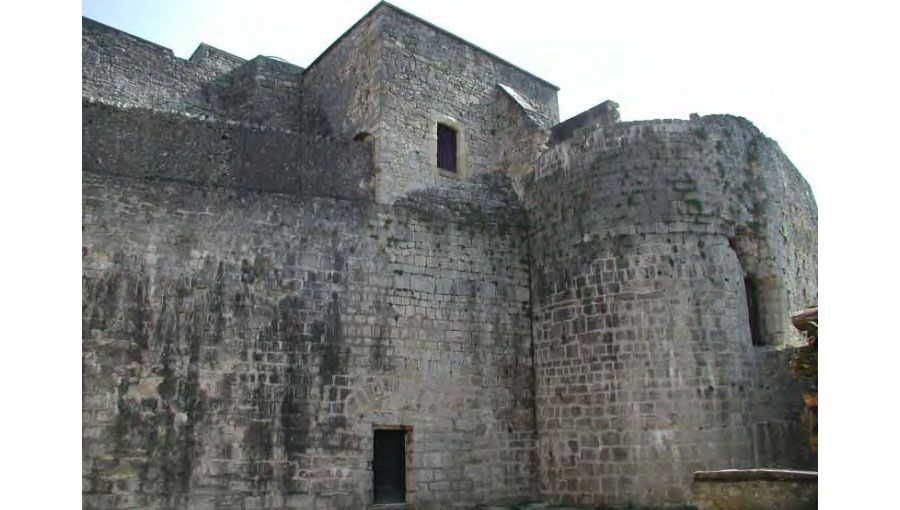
[[82, 3, 817, 509]]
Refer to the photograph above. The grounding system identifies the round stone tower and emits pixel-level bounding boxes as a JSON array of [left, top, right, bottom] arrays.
[[521, 115, 817, 506]]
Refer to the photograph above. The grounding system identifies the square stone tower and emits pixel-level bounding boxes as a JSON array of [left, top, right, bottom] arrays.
[[298, 2, 560, 204]]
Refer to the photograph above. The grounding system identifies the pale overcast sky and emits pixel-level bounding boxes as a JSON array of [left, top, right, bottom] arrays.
[[82, 0, 820, 198]]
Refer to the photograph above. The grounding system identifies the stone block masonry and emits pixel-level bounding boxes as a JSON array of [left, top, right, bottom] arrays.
[[82, 98, 373, 202], [376, 6, 559, 204], [83, 17, 305, 130], [83, 168, 536, 509], [521, 115, 816, 506], [83, 2, 817, 508], [691, 469, 817, 510], [82, 17, 244, 113]]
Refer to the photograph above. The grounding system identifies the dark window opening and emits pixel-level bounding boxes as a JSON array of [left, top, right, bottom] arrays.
[[373, 429, 406, 504], [437, 123, 458, 173], [744, 276, 764, 346]]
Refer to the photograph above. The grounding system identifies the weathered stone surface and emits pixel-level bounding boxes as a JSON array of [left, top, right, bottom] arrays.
[[82, 2, 817, 509], [691, 470, 816, 510], [82, 98, 374, 202], [83, 171, 535, 509], [520, 116, 817, 506], [83, 17, 305, 130], [376, 6, 559, 204], [82, 17, 244, 114], [549, 100, 620, 143]]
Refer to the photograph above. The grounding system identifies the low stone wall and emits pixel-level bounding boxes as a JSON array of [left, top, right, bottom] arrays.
[[691, 469, 816, 510], [82, 99, 375, 202]]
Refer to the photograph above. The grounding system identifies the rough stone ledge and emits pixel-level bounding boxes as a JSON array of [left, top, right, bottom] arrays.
[[82, 96, 299, 135], [549, 112, 767, 154], [791, 307, 818, 332], [83, 98, 376, 202], [693, 469, 817, 483]]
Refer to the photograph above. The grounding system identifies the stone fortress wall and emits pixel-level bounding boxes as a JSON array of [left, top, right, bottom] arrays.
[[82, 2, 818, 509], [375, 7, 559, 204], [82, 99, 374, 202], [83, 169, 535, 510], [287, 4, 561, 204], [83, 8, 537, 509], [518, 116, 817, 506], [82, 17, 242, 111], [83, 17, 304, 130]]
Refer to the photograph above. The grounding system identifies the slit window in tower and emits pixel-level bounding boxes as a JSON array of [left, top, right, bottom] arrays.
[[436, 123, 458, 173], [744, 276, 764, 346]]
